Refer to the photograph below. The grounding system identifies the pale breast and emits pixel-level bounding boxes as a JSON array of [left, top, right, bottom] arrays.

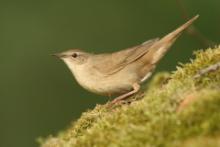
[[72, 64, 137, 96]]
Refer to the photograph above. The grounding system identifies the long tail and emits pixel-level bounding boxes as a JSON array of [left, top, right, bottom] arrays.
[[147, 15, 199, 64]]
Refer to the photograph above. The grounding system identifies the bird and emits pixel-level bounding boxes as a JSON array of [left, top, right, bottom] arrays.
[[53, 15, 199, 105]]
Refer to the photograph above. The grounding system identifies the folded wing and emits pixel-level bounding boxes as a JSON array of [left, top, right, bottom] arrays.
[[92, 38, 159, 75]]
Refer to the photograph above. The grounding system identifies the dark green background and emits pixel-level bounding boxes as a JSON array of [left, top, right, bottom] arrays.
[[0, 0, 219, 147]]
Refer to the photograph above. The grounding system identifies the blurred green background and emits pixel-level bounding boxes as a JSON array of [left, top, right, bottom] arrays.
[[0, 0, 219, 147]]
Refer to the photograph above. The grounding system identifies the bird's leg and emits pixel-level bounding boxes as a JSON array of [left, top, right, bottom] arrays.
[[110, 83, 140, 105], [107, 93, 112, 102]]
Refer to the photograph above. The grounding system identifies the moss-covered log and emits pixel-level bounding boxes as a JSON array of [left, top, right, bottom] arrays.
[[40, 46, 220, 147]]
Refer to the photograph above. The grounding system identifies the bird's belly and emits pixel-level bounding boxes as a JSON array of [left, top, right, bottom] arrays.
[[74, 72, 136, 96]]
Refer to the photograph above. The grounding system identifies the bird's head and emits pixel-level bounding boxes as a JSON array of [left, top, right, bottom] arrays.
[[52, 49, 91, 73]]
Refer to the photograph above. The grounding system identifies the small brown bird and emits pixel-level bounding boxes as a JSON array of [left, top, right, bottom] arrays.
[[53, 15, 199, 105]]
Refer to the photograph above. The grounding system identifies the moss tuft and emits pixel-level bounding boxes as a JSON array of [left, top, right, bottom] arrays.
[[41, 46, 220, 147]]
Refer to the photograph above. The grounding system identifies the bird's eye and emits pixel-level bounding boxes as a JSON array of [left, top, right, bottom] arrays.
[[71, 53, 78, 58]]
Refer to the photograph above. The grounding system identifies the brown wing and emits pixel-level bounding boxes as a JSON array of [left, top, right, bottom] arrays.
[[93, 15, 199, 76], [92, 38, 159, 75]]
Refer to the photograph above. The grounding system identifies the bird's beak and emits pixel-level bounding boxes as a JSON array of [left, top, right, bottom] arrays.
[[51, 53, 67, 58]]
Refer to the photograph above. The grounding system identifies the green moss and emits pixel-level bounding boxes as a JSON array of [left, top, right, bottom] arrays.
[[178, 136, 220, 147], [40, 46, 220, 147]]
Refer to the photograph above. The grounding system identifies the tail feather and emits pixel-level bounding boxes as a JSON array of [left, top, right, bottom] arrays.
[[149, 15, 199, 64], [161, 15, 199, 43]]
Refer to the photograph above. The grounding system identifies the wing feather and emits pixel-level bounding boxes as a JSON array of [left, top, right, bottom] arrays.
[[92, 38, 159, 75]]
